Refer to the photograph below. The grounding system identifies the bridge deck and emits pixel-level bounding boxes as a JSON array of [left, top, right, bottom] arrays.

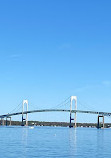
[[0, 109, 111, 118]]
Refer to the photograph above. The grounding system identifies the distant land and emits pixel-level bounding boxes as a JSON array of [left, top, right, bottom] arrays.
[[0, 120, 111, 128]]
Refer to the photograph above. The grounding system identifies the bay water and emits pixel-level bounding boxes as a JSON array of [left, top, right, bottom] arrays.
[[0, 126, 111, 157]]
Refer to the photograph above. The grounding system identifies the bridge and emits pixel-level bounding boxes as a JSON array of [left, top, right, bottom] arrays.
[[0, 96, 110, 128]]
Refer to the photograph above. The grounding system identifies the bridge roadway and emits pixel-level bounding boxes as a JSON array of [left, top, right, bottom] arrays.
[[0, 109, 111, 118]]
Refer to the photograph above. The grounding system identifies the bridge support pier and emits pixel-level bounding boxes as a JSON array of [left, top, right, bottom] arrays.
[[97, 115, 104, 129], [1, 118, 4, 126], [69, 96, 77, 128], [9, 117, 11, 126], [22, 100, 28, 126], [6, 118, 7, 126], [5, 117, 12, 126]]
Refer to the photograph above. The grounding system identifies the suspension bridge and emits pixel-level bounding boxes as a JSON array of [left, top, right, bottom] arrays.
[[0, 96, 111, 128]]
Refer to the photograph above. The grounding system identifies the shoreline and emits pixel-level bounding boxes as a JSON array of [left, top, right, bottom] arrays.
[[1, 120, 111, 128]]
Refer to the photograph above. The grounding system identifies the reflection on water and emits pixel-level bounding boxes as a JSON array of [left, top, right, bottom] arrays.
[[0, 126, 111, 158], [69, 128, 77, 155], [21, 127, 28, 157]]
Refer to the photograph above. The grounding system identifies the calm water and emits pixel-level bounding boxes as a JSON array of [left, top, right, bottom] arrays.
[[0, 126, 111, 158]]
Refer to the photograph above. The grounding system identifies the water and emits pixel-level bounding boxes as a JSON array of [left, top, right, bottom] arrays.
[[0, 126, 111, 158]]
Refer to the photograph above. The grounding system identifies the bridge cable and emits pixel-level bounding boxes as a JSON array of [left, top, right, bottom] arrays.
[[8, 101, 23, 114], [29, 96, 71, 110], [78, 99, 97, 111], [50, 96, 71, 109]]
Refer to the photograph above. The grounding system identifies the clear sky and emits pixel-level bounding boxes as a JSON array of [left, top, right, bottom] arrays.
[[0, 0, 111, 123]]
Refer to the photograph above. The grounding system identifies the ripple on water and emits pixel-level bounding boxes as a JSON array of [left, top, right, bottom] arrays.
[[0, 126, 111, 158]]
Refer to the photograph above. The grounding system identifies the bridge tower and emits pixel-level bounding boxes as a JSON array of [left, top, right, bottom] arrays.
[[22, 100, 28, 126], [70, 96, 77, 128]]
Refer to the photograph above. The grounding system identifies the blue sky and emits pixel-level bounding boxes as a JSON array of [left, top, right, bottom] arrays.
[[0, 0, 111, 122]]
